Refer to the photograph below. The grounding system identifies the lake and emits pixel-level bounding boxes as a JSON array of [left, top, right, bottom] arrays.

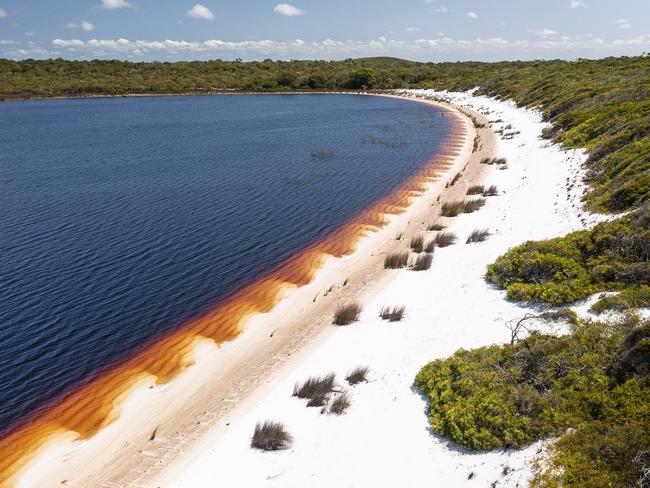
[[0, 93, 453, 434]]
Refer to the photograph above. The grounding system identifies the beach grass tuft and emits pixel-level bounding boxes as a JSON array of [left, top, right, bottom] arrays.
[[251, 421, 293, 450], [483, 185, 499, 196], [440, 201, 465, 217], [333, 302, 362, 325], [380, 305, 406, 322], [462, 198, 486, 213], [412, 253, 433, 271], [326, 392, 351, 415], [427, 222, 446, 231], [466, 228, 490, 243], [293, 373, 336, 399], [384, 252, 409, 269], [346, 366, 369, 385], [467, 185, 484, 195], [480, 157, 507, 165], [410, 234, 425, 253], [434, 232, 457, 247]]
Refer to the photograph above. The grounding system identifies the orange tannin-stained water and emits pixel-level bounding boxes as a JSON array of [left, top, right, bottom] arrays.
[[0, 95, 466, 485]]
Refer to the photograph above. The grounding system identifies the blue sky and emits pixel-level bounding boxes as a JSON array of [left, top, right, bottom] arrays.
[[0, 0, 648, 61]]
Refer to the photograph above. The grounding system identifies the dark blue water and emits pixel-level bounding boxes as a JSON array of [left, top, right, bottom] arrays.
[[0, 94, 451, 434]]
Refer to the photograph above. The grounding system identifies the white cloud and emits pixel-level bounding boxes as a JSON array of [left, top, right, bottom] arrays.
[[405, 27, 419, 32], [101, 0, 131, 9], [47, 34, 650, 60], [187, 4, 215, 20], [0, 7, 7, 18], [616, 18, 631, 30], [273, 3, 304, 16], [532, 28, 559, 38], [67, 20, 95, 31], [432, 6, 448, 13], [467, 11, 478, 19], [569, 0, 586, 8], [0, 39, 14, 44]]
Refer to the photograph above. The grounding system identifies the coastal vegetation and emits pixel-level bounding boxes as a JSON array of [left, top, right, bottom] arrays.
[[333, 302, 362, 325], [326, 392, 351, 415], [486, 205, 649, 305], [345, 367, 369, 385], [433, 232, 456, 247], [412, 253, 433, 271], [466, 228, 490, 243], [415, 315, 650, 486], [427, 222, 446, 231], [293, 373, 336, 400], [251, 421, 293, 451], [483, 185, 499, 197], [409, 234, 425, 253], [379, 305, 406, 322], [384, 252, 409, 269]]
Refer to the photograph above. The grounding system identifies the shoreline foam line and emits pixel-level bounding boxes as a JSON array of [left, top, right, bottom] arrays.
[[0, 96, 468, 486]]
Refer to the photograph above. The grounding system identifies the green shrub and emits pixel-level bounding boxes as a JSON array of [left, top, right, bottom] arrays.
[[591, 285, 650, 314], [415, 316, 650, 485], [486, 206, 649, 305], [416, 318, 644, 447]]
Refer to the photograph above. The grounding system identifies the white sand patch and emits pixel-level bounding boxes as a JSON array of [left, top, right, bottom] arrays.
[[152, 90, 601, 488]]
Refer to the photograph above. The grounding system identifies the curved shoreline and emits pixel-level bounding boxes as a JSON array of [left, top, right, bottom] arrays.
[[2, 90, 389, 102], [0, 94, 473, 486]]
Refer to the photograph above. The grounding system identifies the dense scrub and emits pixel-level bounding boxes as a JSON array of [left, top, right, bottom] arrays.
[[486, 205, 649, 305], [415, 317, 650, 485], [591, 286, 650, 314], [2, 55, 647, 211]]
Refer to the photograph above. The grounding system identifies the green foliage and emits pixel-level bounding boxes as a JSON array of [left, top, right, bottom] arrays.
[[346, 68, 379, 89], [591, 286, 650, 314], [486, 205, 650, 305], [415, 317, 650, 486]]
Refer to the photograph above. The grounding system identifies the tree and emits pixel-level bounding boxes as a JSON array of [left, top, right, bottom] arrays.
[[347, 68, 378, 89]]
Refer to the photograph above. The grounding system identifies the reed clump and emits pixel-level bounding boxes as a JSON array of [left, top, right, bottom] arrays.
[[346, 366, 369, 385], [483, 185, 499, 196], [441, 201, 465, 217], [412, 253, 433, 271], [466, 228, 490, 243], [427, 222, 446, 231], [326, 392, 351, 415], [467, 185, 484, 195], [293, 373, 336, 399], [480, 157, 507, 165], [333, 302, 362, 325], [462, 198, 486, 213], [251, 421, 293, 450], [384, 252, 409, 269], [434, 232, 457, 247], [410, 234, 425, 253], [380, 305, 406, 322]]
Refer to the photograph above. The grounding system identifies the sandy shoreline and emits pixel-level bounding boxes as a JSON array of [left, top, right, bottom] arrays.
[[147, 90, 598, 488], [4, 94, 480, 487], [2, 90, 385, 102]]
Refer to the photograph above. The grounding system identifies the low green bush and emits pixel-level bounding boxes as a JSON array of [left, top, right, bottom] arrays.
[[486, 206, 649, 305], [415, 316, 650, 485], [591, 285, 650, 314]]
